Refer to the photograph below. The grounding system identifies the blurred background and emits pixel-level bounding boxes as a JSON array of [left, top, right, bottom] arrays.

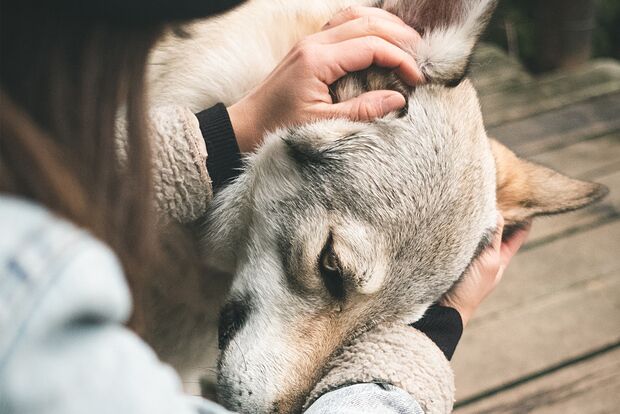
[[451, 0, 620, 412], [485, 0, 620, 72]]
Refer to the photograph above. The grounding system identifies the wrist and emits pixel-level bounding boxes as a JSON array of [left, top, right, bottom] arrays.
[[195, 104, 243, 192], [439, 297, 473, 327], [411, 305, 463, 360], [228, 96, 260, 153]]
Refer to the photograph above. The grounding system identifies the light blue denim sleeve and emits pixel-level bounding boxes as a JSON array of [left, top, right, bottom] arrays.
[[0, 196, 232, 414], [305, 383, 424, 414], [0, 197, 424, 414]]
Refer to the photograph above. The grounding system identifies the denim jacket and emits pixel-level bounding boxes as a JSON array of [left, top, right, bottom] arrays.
[[0, 195, 422, 414]]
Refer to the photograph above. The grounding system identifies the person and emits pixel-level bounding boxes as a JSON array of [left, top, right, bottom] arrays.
[[0, 1, 531, 413]]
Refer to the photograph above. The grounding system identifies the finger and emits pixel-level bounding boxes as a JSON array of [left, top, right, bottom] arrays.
[[319, 36, 424, 86], [323, 6, 407, 30], [500, 221, 532, 265], [313, 16, 421, 55], [312, 15, 421, 51], [492, 264, 506, 288], [489, 214, 505, 254], [325, 90, 406, 121]]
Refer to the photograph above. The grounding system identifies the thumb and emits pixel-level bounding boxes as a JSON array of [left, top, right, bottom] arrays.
[[329, 90, 406, 121]]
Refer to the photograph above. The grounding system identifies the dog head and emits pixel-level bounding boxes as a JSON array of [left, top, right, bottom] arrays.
[[205, 1, 607, 412]]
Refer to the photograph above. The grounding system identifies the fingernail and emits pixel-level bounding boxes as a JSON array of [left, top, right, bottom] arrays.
[[382, 93, 406, 113]]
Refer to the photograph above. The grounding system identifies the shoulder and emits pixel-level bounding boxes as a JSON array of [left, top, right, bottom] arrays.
[[0, 195, 131, 362], [0, 196, 236, 414]]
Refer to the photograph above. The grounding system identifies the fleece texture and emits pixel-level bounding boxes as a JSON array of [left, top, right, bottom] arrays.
[[148, 105, 213, 223], [304, 323, 455, 414], [117, 104, 213, 223]]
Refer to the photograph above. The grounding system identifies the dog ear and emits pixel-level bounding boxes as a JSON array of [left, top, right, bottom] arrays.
[[490, 139, 608, 228], [382, 0, 498, 85], [332, 0, 497, 103]]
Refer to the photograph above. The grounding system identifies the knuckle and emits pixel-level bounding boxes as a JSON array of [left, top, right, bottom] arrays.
[[368, 103, 382, 119], [342, 6, 362, 20], [409, 26, 422, 42], [488, 256, 502, 275], [364, 36, 390, 55], [360, 105, 372, 121], [350, 99, 365, 120], [359, 101, 380, 121], [294, 38, 311, 52], [362, 16, 380, 33], [294, 41, 317, 62]]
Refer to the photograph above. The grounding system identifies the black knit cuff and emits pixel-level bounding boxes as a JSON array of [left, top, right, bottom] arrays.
[[196, 103, 243, 192], [410, 305, 463, 360]]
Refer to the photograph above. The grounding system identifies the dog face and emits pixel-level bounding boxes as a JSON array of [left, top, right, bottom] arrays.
[[202, 0, 607, 412], [209, 87, 606, 413], [210, 81, 499, 412]]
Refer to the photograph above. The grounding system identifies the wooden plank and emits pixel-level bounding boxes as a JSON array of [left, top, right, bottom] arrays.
[[455, 347, 620, 414], [528, 133, 620, 180], [527, 170, 620, 245], [481, 60, 620, 127], [452, 267, 620, 400], [474, 220, 620, 320], [489, 92, 620, 157], [478, 133, 620, 246]]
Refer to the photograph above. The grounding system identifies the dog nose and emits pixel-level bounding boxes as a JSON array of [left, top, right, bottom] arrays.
[[218, 297, 251, 351]]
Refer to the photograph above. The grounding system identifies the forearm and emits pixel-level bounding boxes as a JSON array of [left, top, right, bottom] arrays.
[[116, 103, 246, 224], [115, 104, 213, 223], [303, 299, 462, 413], [305, 324, 455, 414], [195, 103, 243, 192]]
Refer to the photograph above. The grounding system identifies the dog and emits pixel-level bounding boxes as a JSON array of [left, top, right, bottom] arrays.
[[147, 0, 608, 412]]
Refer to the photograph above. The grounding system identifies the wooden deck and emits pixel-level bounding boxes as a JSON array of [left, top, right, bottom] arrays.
[[452, 45, 620, 413], [183, 46, 620, 410]]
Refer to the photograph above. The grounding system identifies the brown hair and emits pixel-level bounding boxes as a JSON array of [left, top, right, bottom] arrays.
[[0, 7, 167, 328]]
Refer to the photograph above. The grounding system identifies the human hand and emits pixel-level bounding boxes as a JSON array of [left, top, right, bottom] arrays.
[[227, 6, 424, 152], [440, 216, 532, 327]]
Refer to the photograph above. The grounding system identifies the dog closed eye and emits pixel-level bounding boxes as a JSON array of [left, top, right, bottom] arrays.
[[318, 233, 345, 300]]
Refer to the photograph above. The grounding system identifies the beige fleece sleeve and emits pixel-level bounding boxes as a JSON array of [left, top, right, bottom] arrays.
[[148, 105, 213, 223], [304, 323, 455, 414], [117, 105, 213, 223]]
